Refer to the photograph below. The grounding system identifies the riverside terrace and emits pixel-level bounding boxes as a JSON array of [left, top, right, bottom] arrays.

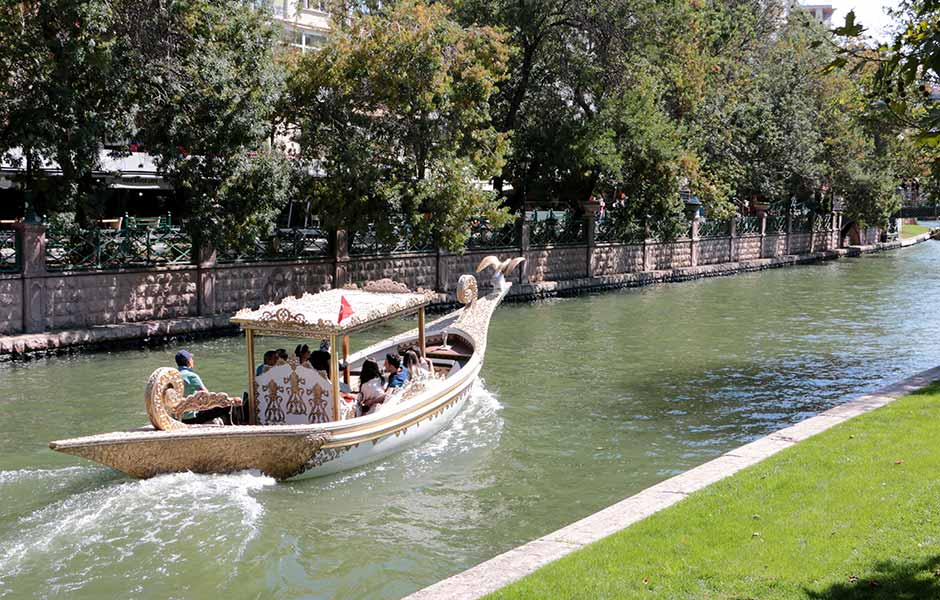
[[0, 209, 901, 354]]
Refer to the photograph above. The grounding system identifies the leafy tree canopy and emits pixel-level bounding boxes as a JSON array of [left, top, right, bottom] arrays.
[[289, 0, 512, 251]]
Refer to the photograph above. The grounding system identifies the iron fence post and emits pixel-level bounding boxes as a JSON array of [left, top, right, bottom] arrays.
[[785, 210, 793, 255]]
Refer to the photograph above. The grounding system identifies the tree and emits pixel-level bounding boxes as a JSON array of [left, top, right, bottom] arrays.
[[289, 0, 512, 251], [0, 0, 134, 219], [120, 0, 294, 251]]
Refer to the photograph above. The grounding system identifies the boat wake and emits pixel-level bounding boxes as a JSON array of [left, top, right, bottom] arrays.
[[0, 469, 274, 596], [412, 377, 503, 460]]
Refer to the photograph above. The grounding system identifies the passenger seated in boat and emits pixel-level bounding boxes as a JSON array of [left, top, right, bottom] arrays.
[[311, 349, 330, 376], [294, 344, 312, 368], [176, 349, 230, 425], [385, 353, 409, 390], [256, 350, 277, 376], [357, 358, 387, 415], [276, 348, 289, 365], [406, 347, 433, 378]]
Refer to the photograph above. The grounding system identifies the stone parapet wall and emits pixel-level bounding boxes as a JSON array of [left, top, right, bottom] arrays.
[[40, 268, 197, 331], [0, 215, 850, 337], [593, 244, 643, 276], [213, 260, 334, 314], [652, 241, 691, 270], [763, 234, 787, 257], [0, 276, 22, 334], [737, 235, 762, 261], [790, 233, 811, 254], [698, 238, 731, 265], [526, 246, 588, 282], [346, 253, 437, 291]]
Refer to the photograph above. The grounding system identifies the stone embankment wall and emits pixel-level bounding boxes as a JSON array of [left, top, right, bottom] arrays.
[[0, 212, 879, 340]]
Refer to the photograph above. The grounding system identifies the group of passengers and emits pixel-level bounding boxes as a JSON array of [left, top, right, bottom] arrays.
[[171, 342, 435, 424], [255, 342, 332, 377], [356, 347, 433, 416]]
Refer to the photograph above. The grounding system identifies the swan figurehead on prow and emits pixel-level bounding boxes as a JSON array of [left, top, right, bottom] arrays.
[[475, 255, 526, 291]]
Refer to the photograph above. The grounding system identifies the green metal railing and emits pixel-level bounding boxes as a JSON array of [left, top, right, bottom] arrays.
[[349, 223, 435, 256], [527, 211, 586, 246], [467, 219, 518, 249], [45, 226, 192, 271], [596, 218, 645, 243], [791, 214, 812, 233], [0, 228, 18, 273], [814, 213, 833, 232], [766, 215, 787, 234], [218, 228, 331, 263], [698, 219, 730, 239], [737, 215, 761, 235]]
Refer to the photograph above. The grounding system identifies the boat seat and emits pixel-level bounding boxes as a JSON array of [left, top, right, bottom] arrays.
[[254, 361, 336, 425]]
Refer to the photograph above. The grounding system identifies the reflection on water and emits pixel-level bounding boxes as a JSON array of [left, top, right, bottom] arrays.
[[1, 242, 940, 598]]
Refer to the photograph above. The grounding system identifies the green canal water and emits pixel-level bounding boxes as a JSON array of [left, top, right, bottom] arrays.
[[2, 242, 940, 599]]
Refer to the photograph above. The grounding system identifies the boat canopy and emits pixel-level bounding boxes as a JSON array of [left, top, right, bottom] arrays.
[[231, 281, 435, 338]]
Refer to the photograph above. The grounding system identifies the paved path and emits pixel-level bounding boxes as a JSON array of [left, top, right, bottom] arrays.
[[406, 365, 940, 600]]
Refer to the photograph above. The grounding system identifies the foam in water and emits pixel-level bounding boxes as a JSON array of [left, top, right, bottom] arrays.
[[0, 470, 275, 595], [408, 378, 503, 459]]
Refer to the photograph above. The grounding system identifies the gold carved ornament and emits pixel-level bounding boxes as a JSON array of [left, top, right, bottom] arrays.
[[456, 274, 478, 305], [145, 368, 242, 431]]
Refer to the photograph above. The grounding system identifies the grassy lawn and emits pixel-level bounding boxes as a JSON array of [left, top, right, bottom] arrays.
[[902, 223, 931, 238], [489, 383, 940, 600]]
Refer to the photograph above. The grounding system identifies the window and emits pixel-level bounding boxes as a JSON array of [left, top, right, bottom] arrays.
[[302, 0, 327, 11], [303, 32, 326, 50]]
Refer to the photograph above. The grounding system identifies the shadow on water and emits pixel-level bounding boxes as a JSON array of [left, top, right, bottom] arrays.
[[805, 557, 940, 600]]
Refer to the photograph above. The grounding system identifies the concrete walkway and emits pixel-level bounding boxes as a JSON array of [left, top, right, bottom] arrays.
[[406, 365, 940, 600]]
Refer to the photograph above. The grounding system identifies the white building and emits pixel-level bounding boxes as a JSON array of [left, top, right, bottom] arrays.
[[271, 0, 331, 53], [795, 3, 834, 26]]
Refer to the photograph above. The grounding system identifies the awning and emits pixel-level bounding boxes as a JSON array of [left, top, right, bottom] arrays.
[[232, 281, 435, 337]]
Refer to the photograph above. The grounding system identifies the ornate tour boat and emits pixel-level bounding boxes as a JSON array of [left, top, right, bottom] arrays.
[[49, 256, 523, 481]]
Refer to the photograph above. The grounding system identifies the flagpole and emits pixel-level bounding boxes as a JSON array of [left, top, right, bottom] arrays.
[[342, 335, 350, 385]]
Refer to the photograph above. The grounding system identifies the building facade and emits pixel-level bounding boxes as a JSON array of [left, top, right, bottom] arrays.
[[271, 0, 331, 53]]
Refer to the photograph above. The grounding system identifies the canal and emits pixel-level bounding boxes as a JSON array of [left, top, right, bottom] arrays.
[[2, 241, 939, 599]]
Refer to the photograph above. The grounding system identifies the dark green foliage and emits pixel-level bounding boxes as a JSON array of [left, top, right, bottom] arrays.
[[289, 0, 512, 252]]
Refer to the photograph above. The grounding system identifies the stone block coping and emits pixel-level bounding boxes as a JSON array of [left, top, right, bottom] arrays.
[[0, 314, 234, 358], [405, 365, 940, 600]]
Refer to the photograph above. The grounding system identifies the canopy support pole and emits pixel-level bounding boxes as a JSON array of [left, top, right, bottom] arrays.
[[342, 335, 350, 385], [418, 307, 426, 358], [246, 328, 257, 425], [330, 334, 340, 421]]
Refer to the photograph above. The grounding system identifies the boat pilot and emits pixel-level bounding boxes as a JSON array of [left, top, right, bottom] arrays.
[[175, 349, 228, 425]]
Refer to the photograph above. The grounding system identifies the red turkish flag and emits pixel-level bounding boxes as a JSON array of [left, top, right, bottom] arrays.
[[338, 296, 354, 323]]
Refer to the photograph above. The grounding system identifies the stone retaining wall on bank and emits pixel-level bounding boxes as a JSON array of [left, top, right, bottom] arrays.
[[1, 232, 928, 358], [1, 214, 909, 356]]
